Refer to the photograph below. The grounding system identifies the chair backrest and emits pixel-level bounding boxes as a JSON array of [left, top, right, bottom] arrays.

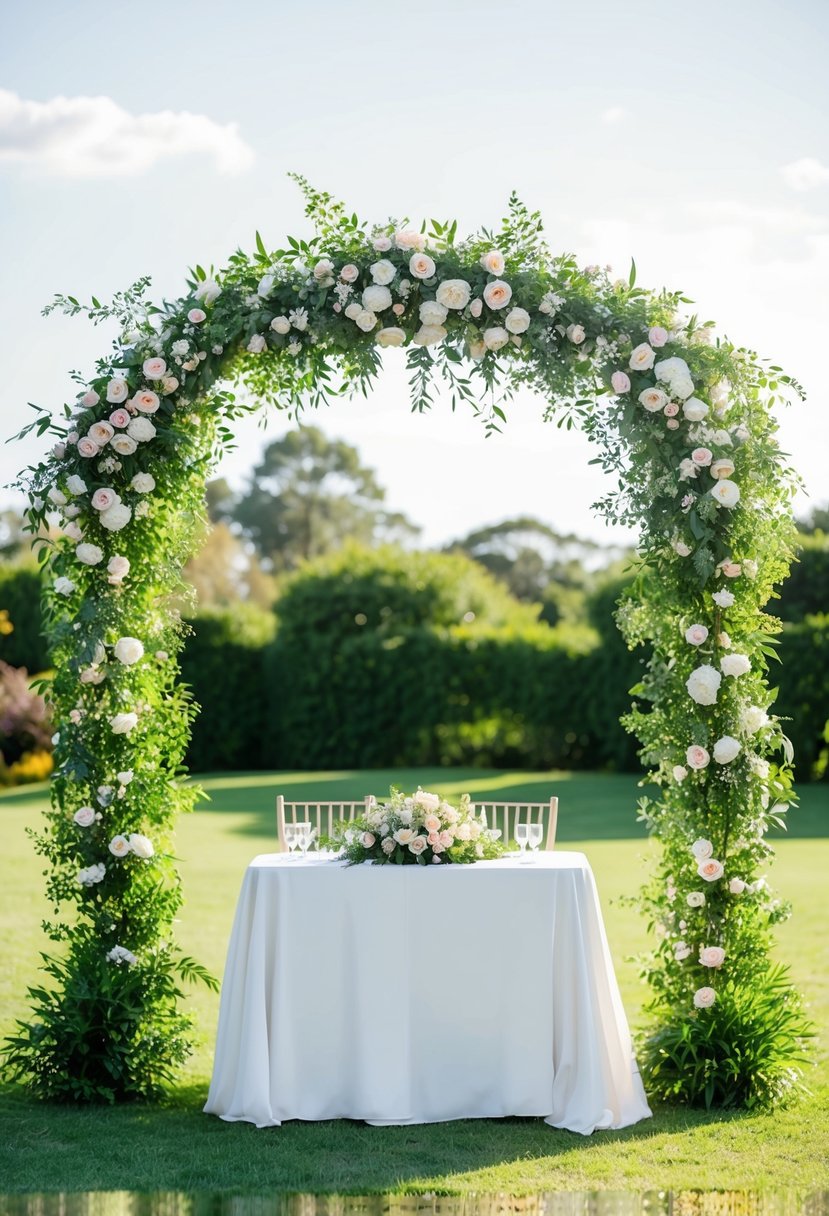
[[276, 795, 373, 850], [473, 798, 559, 851]]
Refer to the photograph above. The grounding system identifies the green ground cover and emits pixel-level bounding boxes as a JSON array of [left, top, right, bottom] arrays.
[[0, 770, 826, 1195]]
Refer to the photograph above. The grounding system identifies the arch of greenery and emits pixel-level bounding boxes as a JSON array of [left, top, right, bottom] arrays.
[[4, 181, 811, 1110]]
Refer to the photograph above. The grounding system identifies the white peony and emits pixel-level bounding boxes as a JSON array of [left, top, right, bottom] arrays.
[[110, 712, 138, 735], [376, 327, 406, 347], [127, 417, 157, 443], [362, 285, 392, 313], [713, 735, 741, 764], [99, 503, 132, 532], [505, 307, 531, 334], [114, 637, 144, 665], [419, 300, 448, 326], [710, 479, 740, 508], [436, 279, 472, 310], [721, 653, 751, 677], [75, 543, 104, 566], [741, 705, 769, 734], [686, 664, 722, 705], [370, 259, 396, 286], [128, 832, 154, 859], [483, 326, 509, 351], [131, 473, 156, 493]]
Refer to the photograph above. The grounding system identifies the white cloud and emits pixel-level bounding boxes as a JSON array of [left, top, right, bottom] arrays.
[[600, 106, 625, 124], [780, 156, 829, 192], [0, 89, 255, 177]]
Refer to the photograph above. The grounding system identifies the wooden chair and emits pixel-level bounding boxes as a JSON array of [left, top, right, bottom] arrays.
[[276, 795, 373, 851], [473, 798, 559, 851]]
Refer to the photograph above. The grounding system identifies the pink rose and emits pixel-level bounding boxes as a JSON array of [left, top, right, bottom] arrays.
[[340, 264, 360, 283], [109, 409, 130, 428], [142, 357, 167, 380], [667, 418, 680, 430], [693, 986, 716, 1009], [408, 835, 428, 855], [697, 858, 724, 882], [469, 298, 483, 318], [361, 832, 376, 848], [686, 746, 710, 771], [81, 390, 100, 408], [423, 814, 441, 833], [91, 488, 119, 511], [188, 308, 207, 324], [699, 945, 725, 968], [648, 326, 669, 347], [394, 230, 425, 251], [720, 561, 741, 578], [483, 280, 512, 310], [133, 390, 160, 414], [161, 376, 179, 395], [77, 437, 99, 458], [439, 830, 454, 848], [427, 832, 440, 845], [611, 370, 631, 393], [392, 303, 405, 316], [373, 235, 393, 252], [664, 402, 679, 417], [691, 447, 713, 466]]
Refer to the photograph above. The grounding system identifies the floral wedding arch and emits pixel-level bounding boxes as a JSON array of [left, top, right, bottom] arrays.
[[4, 180, 811, 1108]]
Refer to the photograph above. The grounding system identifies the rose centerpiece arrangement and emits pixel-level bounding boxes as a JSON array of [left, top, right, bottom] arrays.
[[327, 789, 507, 866]]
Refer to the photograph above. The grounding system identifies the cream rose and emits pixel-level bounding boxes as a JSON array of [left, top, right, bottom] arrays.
[[376, 327, 406, 348], [408, 835, 428, 855], [393, 827, 415, 845], [394, 230, 426, 251], [629, 343, 656, 371], [131, 473, 156, 493], [142, 357, 167, 380], [413, 325, 446, 347], [381, 836, 396, 854], [54, 576, 75, 596], [483, 280, 512, 310], [648, 326, 669, 347], [639, 387, 669, 412], [81, 389, 100, 407], [469, 298, 483, 318], [111, 434, 138, 456], [480, 250, 505, 275], [413, 791, 441, 812], [710, 479, 740, 508], [409, 253, 436, 280], [672, 765, 688, 782], [107, 555, 130, 581], [436, 279, 472, 310], [133, 389, 160, 414], [355, 310, 377, 333], [741, 706, 769, 734], [109, 834, 131, 858], [697, 858, 724, 882], [106, 378, 130, 404], [89, 421, 115, 445], [729, 877, 747, 894]]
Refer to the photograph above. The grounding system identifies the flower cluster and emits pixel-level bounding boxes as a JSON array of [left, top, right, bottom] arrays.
[[328, 789, 507, 866]]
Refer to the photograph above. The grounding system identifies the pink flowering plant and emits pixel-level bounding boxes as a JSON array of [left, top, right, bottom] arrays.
[[5, 177, 811, 1107], [327, 788, 507, 866]]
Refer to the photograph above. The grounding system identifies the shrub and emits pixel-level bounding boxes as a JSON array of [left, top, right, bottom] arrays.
[[0, 660, 52, 779], [0, 563, 48, 673]]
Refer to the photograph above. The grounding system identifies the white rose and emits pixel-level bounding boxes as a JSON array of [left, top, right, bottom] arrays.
[[128, 832, 154, 859], [684, 623, 709, 646], [98, 503, 131, 532], [370, 259, 397, 286], [106, 378, 129, 404], [413, 325, 446, 347], [408, 835, 428, 855], [381, 836, 396, 854], [693, 986, 717, 1009], [344, 302, 362, 321], [682, 397, 708, 421], [54, 576, 75, 596], [409, 253, 436, 280], [686, 664, 722, 705], [131, 473, 156, 493], [73, 807, 96, 827], [127, 417, 156, 442], [692, 838, 714, 861], [483, 326, 509, 351], [419, 300, 448, 326], [639, 387, 669, 412], [436, 279, 472, 310], [686, 891, 706, 907], [482, 280, 512, 310], [376, 327, 406, 348], [672, 765, 688, 782], [566, 323, 586, 344], [270, 316, 291, 334], [75, 543, 104, 566], [91, 488, 119, 512], [109, 834, 131, 858], [629, 343, 656, 371], [313, 258, 334, 281], [355, 310, 377, 333], [713, 736, 742, 766], [741, 706, 768, 734], [110, 712, 138, 735], [195, 279, 221, 304], [114, 637, 144, 665], [721, 653, 751, 678], [111, 434, 138, 456], [505, 307, 531, 334], [362, 285, 392, 313], [66, 475, 87, 496], [729, 877, 747, 895], [711, 479, 740, 508]]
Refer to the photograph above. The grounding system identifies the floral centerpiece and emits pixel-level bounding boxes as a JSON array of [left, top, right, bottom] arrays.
[[328, 789, 507, 866]]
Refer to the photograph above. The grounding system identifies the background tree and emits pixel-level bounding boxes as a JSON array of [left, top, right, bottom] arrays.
[[212, 427, 418, 571]]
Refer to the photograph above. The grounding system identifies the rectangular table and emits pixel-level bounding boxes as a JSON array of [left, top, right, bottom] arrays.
[[204, 852, 652, 1134]]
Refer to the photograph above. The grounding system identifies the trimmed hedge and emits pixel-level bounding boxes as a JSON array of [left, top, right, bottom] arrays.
[[0, 563, 47, 673]]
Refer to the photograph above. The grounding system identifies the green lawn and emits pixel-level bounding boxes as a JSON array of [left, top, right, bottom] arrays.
[[0, 769, 827, 1195]]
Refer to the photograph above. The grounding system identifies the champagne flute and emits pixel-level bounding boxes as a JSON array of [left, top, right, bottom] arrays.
[[284, 823, 298, 858], [515, 822, 529, 861], [528, 822, 543, 859], [296, 821, 313, 860]]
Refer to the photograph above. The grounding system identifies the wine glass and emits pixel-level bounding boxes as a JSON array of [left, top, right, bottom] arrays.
[[515, 822, 529, 861], [284, 823, 298, 858], [527, 822, 543, 859], [295, 821, 313, 859]]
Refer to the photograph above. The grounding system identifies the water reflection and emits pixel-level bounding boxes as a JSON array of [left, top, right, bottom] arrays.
[[0, 1194, 827, 1216]]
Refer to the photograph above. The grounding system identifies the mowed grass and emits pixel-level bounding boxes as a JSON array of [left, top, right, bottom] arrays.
[[0, 769, 827, 1195]]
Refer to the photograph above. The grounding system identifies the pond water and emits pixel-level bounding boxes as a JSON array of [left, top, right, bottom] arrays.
[[0, 1194, 827, 1216]]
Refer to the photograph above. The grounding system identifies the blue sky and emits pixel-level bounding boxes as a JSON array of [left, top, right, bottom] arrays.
[[2, 0, 827, 545]]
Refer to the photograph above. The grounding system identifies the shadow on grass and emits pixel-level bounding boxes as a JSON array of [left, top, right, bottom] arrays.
[[0, 1079, 749, 1195]]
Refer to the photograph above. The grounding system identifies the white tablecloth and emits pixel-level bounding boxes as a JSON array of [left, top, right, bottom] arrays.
[[204, 852, 652, 1134]]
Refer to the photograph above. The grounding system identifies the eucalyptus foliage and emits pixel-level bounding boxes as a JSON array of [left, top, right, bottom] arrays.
[[4, 179, 811, 1105]]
